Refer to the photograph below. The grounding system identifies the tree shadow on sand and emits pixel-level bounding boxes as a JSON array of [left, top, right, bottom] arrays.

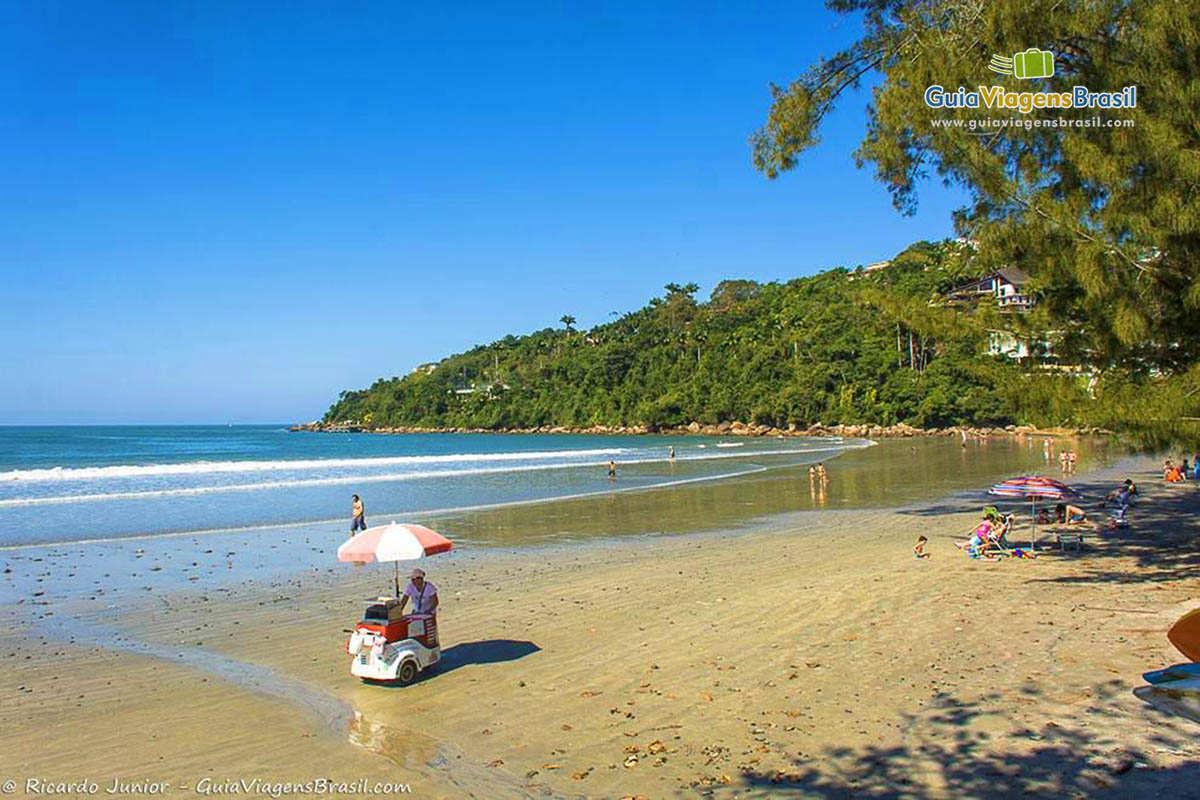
[[728, 684, 1200, 799], [1023, 478, 1200, 587], [898, 469, 1200, 586]]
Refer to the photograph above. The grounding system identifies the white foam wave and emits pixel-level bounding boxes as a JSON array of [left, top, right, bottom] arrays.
[[0, 447, 634, 483], [0, 462, 773, 551], [0, 444, 864, 507]]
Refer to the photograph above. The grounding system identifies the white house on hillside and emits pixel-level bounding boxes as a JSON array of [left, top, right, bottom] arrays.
[[944, 267, 1043, 358], [946, 267, 1034, 312]]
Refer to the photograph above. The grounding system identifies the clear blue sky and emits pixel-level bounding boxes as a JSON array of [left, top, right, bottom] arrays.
[[1, 2, 967, 424]]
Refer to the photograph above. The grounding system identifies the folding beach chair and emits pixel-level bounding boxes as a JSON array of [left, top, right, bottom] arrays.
[[968, 514, 1015, 559], [985, 514, 1018, 557]]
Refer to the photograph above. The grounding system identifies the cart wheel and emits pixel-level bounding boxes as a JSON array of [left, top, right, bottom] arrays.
[[397, 659, 418, 685]]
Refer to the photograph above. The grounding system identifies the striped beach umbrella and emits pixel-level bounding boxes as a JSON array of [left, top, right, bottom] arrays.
[[337, 522, 454, 595], [988, 475, 1081, 550], [988, 475, 1078, 500]]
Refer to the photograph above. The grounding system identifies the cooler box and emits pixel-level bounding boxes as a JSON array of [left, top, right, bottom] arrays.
[[357, 603, 438, 648]]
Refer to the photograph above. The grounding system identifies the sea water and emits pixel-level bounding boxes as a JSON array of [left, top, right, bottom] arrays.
[[0, 425, 872, 547], [0, 425, 1123, 550]]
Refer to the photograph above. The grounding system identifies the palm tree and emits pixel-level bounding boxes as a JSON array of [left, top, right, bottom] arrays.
[[560, 315, 577, 333]]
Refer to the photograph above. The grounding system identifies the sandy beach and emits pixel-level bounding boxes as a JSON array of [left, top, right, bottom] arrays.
[[3, 455, 1199, 799]]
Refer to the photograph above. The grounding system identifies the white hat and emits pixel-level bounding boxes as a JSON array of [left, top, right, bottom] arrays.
[[409, 567, 425, 579]]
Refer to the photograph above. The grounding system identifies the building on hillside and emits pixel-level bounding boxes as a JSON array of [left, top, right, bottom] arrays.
[[987, 331, 1032, 359], [450, 383, 509, 397], [945, 267, 1034, 312], [943, 267, 1044, 358]]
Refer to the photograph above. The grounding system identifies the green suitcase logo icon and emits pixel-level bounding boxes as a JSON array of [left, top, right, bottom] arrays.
[[988, 48, 1055, 79]]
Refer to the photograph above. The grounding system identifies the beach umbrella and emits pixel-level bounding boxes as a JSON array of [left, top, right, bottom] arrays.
[[988, 475, 1080, 550], [337, 522, 453, 596]]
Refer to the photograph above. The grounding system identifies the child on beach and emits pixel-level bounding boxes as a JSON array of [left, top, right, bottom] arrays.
[[913, 536, 930, 559], [955, 516, 997, 559]]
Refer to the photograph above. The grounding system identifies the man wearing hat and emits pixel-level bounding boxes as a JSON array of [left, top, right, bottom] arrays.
[[397, 567, 439, 616]]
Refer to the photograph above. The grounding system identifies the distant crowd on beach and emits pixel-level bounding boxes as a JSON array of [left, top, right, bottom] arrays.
[[1162, 454, 1198, 483], [919, 473, 1148, 563]]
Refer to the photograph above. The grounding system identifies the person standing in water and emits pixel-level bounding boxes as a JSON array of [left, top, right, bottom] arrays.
[[607, 460, 617, 480], [668, 445, 676, 461], [350, 494, 367, 534]]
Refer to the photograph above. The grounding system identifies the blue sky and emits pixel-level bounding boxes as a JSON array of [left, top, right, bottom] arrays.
[[1, 2, 967, 424]]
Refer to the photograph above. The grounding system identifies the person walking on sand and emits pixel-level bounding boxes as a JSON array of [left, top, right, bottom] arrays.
[[350, 494, 367, 534], [397, 568, 438, 616]]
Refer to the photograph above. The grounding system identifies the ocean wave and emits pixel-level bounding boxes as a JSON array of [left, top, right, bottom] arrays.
[[0, 444, 864, 507], [0, 462, 773, 550], [0, 447, 635, 483]]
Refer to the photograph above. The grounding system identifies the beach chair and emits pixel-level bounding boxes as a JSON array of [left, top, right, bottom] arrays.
[[987, 514, 1018, 556], [1055, 531, 1084, 553]]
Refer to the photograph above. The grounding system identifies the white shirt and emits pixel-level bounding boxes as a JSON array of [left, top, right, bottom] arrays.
[[403, 580, 438, 614]]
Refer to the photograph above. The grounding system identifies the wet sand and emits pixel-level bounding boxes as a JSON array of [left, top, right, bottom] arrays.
[[3, 455, 1200, 798]]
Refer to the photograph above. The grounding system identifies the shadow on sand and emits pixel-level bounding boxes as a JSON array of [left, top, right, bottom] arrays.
[[732, 685, 1200, 799], [898, 468, 1200, 585], [363, 639, 541, 690], [438, 638, 541, 673]]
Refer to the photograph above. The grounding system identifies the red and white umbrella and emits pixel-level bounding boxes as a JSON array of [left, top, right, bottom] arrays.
[[337, 522, 453, 596], [337, 522, 453, 563]]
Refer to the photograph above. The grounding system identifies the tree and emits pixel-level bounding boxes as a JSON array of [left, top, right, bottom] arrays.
[[664, 282, 700, 299], [751, 0, 1200, 414], [560, 315, 577, 333], [322, 240, 1031, 432]]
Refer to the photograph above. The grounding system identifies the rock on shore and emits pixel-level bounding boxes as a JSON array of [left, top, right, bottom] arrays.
[[292, 420, 1107, 439]]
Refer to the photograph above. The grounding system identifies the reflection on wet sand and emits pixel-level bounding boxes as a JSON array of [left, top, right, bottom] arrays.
[[422, 437, 1117, 548]]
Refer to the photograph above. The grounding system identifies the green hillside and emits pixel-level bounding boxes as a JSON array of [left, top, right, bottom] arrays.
[[322, 240, 1087, 431]]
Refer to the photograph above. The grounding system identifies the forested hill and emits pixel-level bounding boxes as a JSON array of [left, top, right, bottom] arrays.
[[323, 240, 1062, 431]]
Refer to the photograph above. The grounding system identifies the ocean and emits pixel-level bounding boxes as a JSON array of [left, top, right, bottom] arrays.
[[0, 425, 873, 548]]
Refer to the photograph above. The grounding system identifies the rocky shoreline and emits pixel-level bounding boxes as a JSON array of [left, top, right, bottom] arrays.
[[290, 420, 1107, 439]]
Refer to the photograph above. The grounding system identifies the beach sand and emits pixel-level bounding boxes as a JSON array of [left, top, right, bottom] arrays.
[[3, 458, 1199, 798]]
